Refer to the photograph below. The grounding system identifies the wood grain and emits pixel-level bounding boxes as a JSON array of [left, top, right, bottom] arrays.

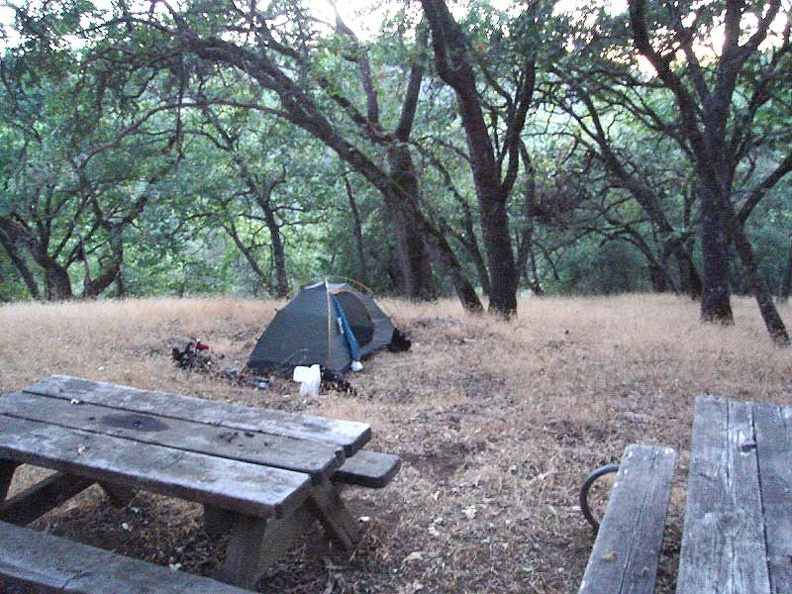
[[578, 444, 676, 594], [0, 391, 342, 481], [753, 402, 792, 593], [0, 415, 310, 519], [25, 375, 371, 454], [332, 449, 402, 488], [0, 520, 251, 594], [676, 396, 773, 594]]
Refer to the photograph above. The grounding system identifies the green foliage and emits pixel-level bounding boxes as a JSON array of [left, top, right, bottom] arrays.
[[549, 239, 652, 295], [1, 0, 790, 312]]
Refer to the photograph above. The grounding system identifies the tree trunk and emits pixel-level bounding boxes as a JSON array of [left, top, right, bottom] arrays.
[[0, 226, 41, 299], [668, 237, 702, 299], [343, 175, 369, 288], [516, 151, 543, 296], [44, 259, 73, 300], [698, 184, 734, 324], [779, 234, 792, 302], [385, 145, 437, 299], [421, 0, 518, 317], [261, 206, 289, 299], [449, 81, 517, 316]]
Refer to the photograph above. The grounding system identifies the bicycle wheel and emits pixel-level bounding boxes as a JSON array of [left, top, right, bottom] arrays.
[[579, 463, 619, 531]]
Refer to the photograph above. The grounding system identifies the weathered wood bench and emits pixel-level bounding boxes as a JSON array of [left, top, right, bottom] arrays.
[[0, 375, 402, 591], [0, 519, 250, 594], [578, 444, 677, 594], [676, 396, 792, 594], [333, 449, 401, 488]]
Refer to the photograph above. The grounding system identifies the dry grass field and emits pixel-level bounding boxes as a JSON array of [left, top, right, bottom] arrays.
[[1, 294, 790, 593]]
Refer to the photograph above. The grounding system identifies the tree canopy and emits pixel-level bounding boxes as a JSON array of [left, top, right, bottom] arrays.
[[1, 0, 790, 341]]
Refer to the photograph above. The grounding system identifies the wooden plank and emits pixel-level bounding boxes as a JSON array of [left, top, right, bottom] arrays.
[[753, 402, 792, 593], [25, 375, 371, 454], [0, 520, 251, 594], [0, 472, 94, 525], [676, 396, 771, 594], [578, 444, 676, 594], [332, 450, 402, 488], [0, 391, 342, 481], [0, 415, 310, 520]]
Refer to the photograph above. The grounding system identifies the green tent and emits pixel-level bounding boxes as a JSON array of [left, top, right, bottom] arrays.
[[247, 280, 396, 374]]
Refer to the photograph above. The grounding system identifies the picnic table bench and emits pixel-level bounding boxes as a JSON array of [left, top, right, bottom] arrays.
[[579, 395, 791, 594], [0, 375, 400, 592], [578, 444, 677, 594]]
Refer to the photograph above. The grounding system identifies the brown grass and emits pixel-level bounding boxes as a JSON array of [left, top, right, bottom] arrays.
[[1, 294, 790, 593]]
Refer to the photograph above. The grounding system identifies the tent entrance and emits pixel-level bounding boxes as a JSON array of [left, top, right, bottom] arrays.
[[332, 290, 374, 346]]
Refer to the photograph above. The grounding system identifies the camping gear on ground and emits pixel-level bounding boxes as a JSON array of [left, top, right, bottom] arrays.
[[172, 338, 221, 371], [293, 364, 322, 397], [247, 280, 398, 375]]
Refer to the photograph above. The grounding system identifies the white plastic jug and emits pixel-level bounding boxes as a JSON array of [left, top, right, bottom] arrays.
[[293, 364, 321, 397]]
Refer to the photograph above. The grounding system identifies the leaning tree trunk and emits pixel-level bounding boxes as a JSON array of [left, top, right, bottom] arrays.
[[425, 228, 484, 314], [344, 175, 370, 288], [725, 205, 790, 345], [422, 0, 518, 317], [0, 226, 41, 299], [733, 229, 790, 345]]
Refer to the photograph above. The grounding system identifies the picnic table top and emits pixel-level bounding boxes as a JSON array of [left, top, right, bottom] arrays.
[[0, 374, 372, 519], [676, 395, 792, 594]]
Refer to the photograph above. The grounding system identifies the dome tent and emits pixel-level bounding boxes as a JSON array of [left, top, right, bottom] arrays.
[[247, 280, 396, 374]]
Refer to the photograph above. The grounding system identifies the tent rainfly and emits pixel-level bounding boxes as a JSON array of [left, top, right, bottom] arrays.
[[247, 280, 397, 374]]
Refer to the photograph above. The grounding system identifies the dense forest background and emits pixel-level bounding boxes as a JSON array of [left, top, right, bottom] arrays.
[[1, 0, 790, 334]]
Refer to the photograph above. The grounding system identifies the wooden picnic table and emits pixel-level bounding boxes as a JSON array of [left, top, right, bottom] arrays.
[[0, 375, 398, 590], [676, 395, 792, 594]]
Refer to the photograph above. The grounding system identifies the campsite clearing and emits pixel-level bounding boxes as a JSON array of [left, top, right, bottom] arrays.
[[0, 294, 790, 593]]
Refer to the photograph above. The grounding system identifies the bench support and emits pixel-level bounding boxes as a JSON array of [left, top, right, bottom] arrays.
[[578, 444, 676, 594], [213, 478, 364, 589], [0, 460, 20, 501], [0, 472, 94, 525]]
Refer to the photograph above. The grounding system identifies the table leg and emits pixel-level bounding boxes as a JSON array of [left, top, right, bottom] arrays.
[[0, 460, 20, 501], [98, 483, 137, 507], [307, 480, 362, 549], [0, 472, 94, 525], [214, 506, 315, 589], [203, 505, 235, 538], [213, 480, 363, 588]]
